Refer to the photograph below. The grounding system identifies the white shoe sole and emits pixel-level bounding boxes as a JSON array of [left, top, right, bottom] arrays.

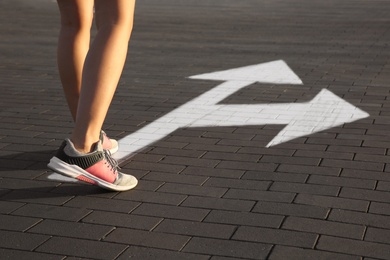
[[48, 157, 137, 191]]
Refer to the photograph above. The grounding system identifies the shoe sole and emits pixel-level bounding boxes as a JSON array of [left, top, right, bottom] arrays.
[[48, 157, 137, 191]]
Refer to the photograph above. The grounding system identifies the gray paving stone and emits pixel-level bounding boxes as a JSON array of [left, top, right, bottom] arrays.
[[36, 237, 127, 260], [204, 210, 283, 228], [181, 195, 255, 212], [105, 228, 190, 251], [224, 189, 295, 203], [294, 193, 369, 212], [270, 182, 340, 196], [117, 246, 210, 260], [317, 235, 390, 259], [0, 248, 63, 260], [28, 219, 114, 240], [253, 201, 328, 219], [269, 245, 360, 260], [154, 219, 236, 239], [233, 226, 317, 248], [183, 237, 272, 259], [328, 209, 390, 229], [64, 196, 140, 213], [0, 230, 49, 251], [12, 203, 91, 221], [157, 183, 228, 198], [115, 189, 187, 205], [132, 203, 210, 221], [82, 210, 162, 230], [282, 216, 365, 239]]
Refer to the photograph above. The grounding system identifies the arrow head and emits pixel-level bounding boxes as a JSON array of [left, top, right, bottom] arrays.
[[189, 60, 303, 85], [266, 89, 370, 147]]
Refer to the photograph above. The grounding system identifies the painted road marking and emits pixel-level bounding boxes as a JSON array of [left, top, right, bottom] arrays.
[[113, 60, 369, 162], [48, 60, 369, 182]]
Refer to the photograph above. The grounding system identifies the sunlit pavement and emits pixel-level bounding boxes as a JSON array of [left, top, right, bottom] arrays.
[[1, 0, 390, 259]]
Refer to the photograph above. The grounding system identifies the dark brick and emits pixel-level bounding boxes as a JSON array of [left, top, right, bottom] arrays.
[[183, 237, 272, 259], [321, 159, 384, 171], [181, 166, 244, 179], [117, 246, 209, 260], [82, 210, 162, 230], [0, 214, 41, 232], [0, 230, 49, 250], [64, 196, 140, 213], [317, 235, 390, 259], [122, 160, 185, 173], [202, 151, 261, 162], [277, 164, 341, 176], [377, 180, 390, 191], [0, 178, 58, 191], [269, 245, 359, 260], [160, 155, 220, 168], [0, 248, 63, 260], [237, 146, 295, 157], [0, 190, 73, 206], [36, 237, 127, 260], [184, 143, 239, 153], [355, 153, 390, 164], [282, 216, 365, 239], [203, 177, 271, 190], [326, 145, 385, 155], [148, 147, 206, 158], [270, 182, 340, 196], [233, 226, 317, 248], [369, 202, 390, 215], [132, 203, 210, 221], [157, 183, 228, 198], [217, 160, 278, 172], [329, 209, 390, 229], [105, 228, 190, 251], [134, 179, 164, 191], [28, 219, 114, 240], [365, 227, 390, 244], [142, 171, 208, 185], [341, 168, 390, 182], [204, 210, 283, 228], [0, 200, 24, 214], [294, 149, 354, 160], [242, 170, 308, 183], [12, 204, 91, 221], [339, 187, 390, 203], [115, 190, 187, 205], [224, 188, 295, 203], [261, 155, 321, 166], [154, 219, 236, 239], [295, 193, 369, 212], [253, 201, 328, 219], [181, 196, 255, 211], [307, 175, 376, 189]]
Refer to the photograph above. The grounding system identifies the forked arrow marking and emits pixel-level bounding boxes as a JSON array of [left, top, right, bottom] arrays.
[[112, 60, 369, 162]]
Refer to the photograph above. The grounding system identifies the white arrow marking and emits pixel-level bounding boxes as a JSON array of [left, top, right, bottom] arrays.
[[112, 60, 369, 162]]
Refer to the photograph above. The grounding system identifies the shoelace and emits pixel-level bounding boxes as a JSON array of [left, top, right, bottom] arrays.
[[103, 149, 120, 172]]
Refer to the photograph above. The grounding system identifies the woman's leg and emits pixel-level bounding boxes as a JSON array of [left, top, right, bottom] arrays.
[[71, 0, 136, 153], [57, 0, 94, 121]]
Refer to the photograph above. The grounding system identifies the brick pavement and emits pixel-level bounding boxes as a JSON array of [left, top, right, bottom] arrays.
[[1, 0, 390, 259]]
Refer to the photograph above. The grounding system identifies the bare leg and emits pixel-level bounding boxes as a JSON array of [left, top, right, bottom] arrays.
[[71, 0, 136, 153], [57, 0, 94, 121]]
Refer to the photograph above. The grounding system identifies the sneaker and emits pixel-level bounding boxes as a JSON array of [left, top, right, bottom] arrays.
[[47, 139, 137, 191], [101, 130, 119, 154]]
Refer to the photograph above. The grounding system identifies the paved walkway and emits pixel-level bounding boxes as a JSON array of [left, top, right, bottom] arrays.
[[1, 0, 390, 259]]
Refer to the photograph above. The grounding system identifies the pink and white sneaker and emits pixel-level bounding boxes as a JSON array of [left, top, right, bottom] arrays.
[[101, 130, 119, 154], [48, 139, 137, 191]]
